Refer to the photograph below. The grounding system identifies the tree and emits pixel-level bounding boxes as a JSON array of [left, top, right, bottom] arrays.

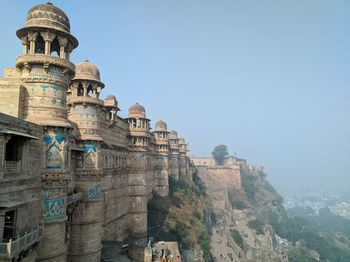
[[212, 144, 228, 165]]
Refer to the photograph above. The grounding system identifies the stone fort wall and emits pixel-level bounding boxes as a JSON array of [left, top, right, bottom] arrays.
[[0, 3, 191, 262]]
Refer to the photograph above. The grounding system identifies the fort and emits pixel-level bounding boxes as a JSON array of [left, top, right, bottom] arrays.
[[0, 2, 193, 261]]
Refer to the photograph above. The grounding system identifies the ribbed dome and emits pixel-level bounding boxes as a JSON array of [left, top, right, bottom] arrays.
[[73, 60, 104, 86], [128, 103, 146, 117], [155, 120, 168, 131], [104, 94, 118, 107], [17, 3, 78, 49], [25, 3, 70, 33], [168, 130, 178, 139], [178, 138, 186, 144]]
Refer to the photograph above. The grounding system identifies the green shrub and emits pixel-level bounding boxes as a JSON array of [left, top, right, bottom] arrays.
[[148, 191, 170, 215], [230, 229, 244, 249], [247, 219, 264, 235], [241, 174, 258, 201], [199, 227, 212, 261], [228, 188, 247, 210], [193, 172, 207, 196]]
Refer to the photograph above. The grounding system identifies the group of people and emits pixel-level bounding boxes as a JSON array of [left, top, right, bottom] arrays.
[[152, 247, 181, 262], [159, 254, 181, 262], [219, 252, 236, 261]]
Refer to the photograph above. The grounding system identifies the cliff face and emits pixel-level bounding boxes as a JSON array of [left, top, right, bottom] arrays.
[[147, 174, 212, 261], [191, 157, 289, 262], [148, 156, 350, 262]]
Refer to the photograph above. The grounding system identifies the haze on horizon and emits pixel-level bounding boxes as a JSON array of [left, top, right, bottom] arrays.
[[0, 0, 349, 195]]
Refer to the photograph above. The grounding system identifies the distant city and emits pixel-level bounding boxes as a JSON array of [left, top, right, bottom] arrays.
[[282, 192, 350, 220]]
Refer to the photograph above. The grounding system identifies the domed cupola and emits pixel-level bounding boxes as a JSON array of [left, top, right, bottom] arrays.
[[155, 120, 167, 132], [67, 60, 106, 141], [69, 60, 105, 101], [126, 102, 150, 151], [169, 130, 179, 156], [14, 2, 79, 128], [73, 60, 104, 86], [178, 137, 187, 156], [16, 2, 78, 58], [153, 120, 170, 156], [128, 103, 146, 118], [104, 95, 120, 121], [24, 3, 71, 33]]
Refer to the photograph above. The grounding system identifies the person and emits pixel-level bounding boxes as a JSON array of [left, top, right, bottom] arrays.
[[176, 255, 181, 262], [160, 255, 167, 262]]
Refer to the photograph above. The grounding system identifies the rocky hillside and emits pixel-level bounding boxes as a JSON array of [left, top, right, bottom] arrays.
[[148, 162, 350, 261], [147, 174, 213, 261], [226, 167, 350, 262]]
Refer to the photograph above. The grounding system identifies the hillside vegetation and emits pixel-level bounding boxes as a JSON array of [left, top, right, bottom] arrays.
[[228, 168, 350, 262], [147, 174, 213, 261]]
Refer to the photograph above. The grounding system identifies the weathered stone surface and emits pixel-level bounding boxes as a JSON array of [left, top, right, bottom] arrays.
[[0, 3, 193, 262]]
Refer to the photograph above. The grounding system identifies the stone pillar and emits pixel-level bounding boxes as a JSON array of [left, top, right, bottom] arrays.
[[83, 82, 88, 97], [66, 43, 72, 60], [0, 210, 4, 241], [21, 36, 28, 55], [128, 151, 148, 262], [179, 156, 187, 177], [37, 186, 67, 262], [156, 156, 169, 196], [28, 32, 38, 54], [169, 155, 179, 180], [69, 182, 103, 262], [58, 37, 68, 59]]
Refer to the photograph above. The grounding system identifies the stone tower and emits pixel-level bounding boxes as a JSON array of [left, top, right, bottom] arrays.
[[178, 137, 188, 177], [168, 130, 180, 180], [67, 60, 106, 261], [14, 3, 78, 261], [153, 120, 170, 196], [68, 60, 105, 141], [126, 103, 149, 254], [16, 2, 78, 127]]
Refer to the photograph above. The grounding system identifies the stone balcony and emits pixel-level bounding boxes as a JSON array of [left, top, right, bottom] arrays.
[[67, 192, 83, 205], [67, 96, 104, 106], [0, 226, 43, 260], [16, 54, 75, 73], [4, 161, 21, 175]]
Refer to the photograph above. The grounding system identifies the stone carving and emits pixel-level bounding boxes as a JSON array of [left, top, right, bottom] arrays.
[[83, 144, 97, 168], [42, 188, 66, 221], [46, 143, 63, 169], [83, 185, 102, 201]]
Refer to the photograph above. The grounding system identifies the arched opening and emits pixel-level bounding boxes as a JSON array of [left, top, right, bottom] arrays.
[[50, 37, 60, 57], [35, 35, 45, 54], [107, 109, 112, 120], [87, 84, 93, 97], [77, 82, 84, 96]]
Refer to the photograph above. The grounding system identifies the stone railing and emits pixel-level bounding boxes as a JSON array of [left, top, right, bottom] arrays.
[[4, 161, 21, 174], [0, 226, 43, 258], [67, 192, 83, 205], [67, 96, 104, 106], [16, 54, 75, 73]]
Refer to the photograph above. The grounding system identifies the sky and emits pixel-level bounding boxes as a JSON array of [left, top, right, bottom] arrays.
[[0, 0, 349, 195]]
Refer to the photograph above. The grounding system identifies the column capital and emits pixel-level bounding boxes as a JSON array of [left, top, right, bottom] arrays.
[[20, 36, 28, 45], [41, 31, 56, 42], [28, 32, 39, 41], [58, 37, 68, 47]]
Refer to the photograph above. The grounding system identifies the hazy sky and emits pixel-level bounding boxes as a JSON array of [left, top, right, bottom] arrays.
[[1, 0, 349, 194]]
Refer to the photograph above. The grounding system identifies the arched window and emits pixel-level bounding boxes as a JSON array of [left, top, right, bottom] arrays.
[[51, 37, 60, 57], [35, 35, 45, 54], [87, 84, 93, 97], [77, 82, 84, 96]]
